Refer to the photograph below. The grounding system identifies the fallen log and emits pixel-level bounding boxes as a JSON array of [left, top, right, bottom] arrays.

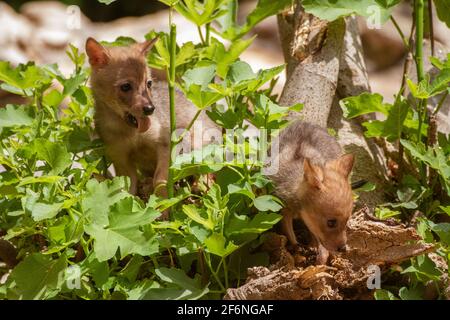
[[224, 207, 434, 300]]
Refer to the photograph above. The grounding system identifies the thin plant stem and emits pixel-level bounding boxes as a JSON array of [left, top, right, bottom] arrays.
[[428, 0, 435, 56], [397, 7, 417, 180], [205, 23, 211, 46], [433, 90, 448, 115], [415, 0, 426, 144], [390, 16, 410, 50], [400, 17, 416, 91], [167, 23, 177, 199], [205, 253, 226, 292], [222, 257, 229, 288], [197, 26, 205, 45], [176, 109, 202, 144]]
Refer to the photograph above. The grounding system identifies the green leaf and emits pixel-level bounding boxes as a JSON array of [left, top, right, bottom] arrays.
[[400, 140, 450, 195], [182, 65, 216, 89], [18, 176, 65, 187], [97, 0, 117, 4], [440, 206, 450, 216], [434, 0, 450, 28], [176, 41, 196, 67], [159, 0, 180, 6], [80, 255, 110, 287], [375, 0, 402, 8], [340, 93, 389, 118], [374, 289, 398, 300], [402, 254, 443, 282], [215, 37, 255, 78], [429, 222, 450, 246], [204, 232, 239, 257], [185, 84, 224, 109], [227, 61, 256, 84], [221, 0, 291, 40], [428, 68, 450, 96], [228, 182, 255, 200], [9, 253, 66, 300], [81, 177, 130, 226], [22, 138, 72, 175], [303, 0, 392, 22], [61, 72, 88, 97], [407, 78, 430, 99], [0, 105, 33, 128], [150, 267, 208, 300], [253, 195, 283, 212], [30, 202, 64, 222], [379, 98, 409, 141], [120, 255, 144, 283], [353, 181, 376, 192], [374, 207, 401, 220], [399, 286, 423, 300], [174, 0, 227, 26], [85, 197, 159, 261], [182, 204, 215, 230], [227, 212, 282, 235], [0, 62, 51, 93]]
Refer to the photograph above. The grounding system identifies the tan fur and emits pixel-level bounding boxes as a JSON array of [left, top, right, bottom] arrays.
[[85, 37, 217, 198], [267, 121, 354, 265]]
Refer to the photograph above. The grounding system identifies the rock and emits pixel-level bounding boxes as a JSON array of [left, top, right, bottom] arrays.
[[0, 2, 33, 64]]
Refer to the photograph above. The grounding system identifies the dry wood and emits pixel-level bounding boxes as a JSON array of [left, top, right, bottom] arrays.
[[224, 207, 435, 300]]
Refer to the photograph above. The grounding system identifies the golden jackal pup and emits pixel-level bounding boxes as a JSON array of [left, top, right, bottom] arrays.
[[267, 121, 354, 265], [86, 37, 217, 198]]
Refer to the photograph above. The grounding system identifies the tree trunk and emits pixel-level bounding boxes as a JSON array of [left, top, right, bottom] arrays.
[[277, 6, 387, 207]]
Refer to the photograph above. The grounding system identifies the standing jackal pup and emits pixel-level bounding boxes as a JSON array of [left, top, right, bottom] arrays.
[[86, 37, 217, 199], [267, 121, 354, 265]]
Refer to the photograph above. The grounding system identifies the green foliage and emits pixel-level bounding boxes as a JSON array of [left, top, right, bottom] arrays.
[[0, 0, 299, 300], [1, 0, 448, 301], [340, 22, 450, 300], [340, 93, 414, 141], [302, 0, 397, 22], [215, 0, 293, 40], [433, 0, 450, 28]]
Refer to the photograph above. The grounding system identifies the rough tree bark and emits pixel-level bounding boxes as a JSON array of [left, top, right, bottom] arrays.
[[277, 5, 387, 206]]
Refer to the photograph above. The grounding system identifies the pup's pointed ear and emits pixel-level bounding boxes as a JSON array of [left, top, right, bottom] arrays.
[[139, 36, 159, 56], [337, 154, 354, 178], [303, 158, 324, 189], [86, 37, 109, 68]]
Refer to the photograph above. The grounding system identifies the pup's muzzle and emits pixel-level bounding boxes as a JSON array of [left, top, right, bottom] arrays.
[[143, 105, 155, 116]]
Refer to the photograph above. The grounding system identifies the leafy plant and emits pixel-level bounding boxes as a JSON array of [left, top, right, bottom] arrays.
[[332, 0, 450, 300], [0, 0, 299, 300]]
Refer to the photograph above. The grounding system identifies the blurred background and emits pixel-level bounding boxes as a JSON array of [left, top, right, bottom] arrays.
[[1, 0, 450, 110]]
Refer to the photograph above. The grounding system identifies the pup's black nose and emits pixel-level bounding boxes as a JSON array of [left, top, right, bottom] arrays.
[[143, 105, 155, 116], [337, 245, 347, 253]]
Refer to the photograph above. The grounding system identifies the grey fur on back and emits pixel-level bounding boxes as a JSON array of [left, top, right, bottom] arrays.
[[267, 120, 342, 206]]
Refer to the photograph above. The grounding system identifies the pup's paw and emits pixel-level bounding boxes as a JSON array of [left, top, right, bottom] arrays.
[[314, 245, 330, 265]]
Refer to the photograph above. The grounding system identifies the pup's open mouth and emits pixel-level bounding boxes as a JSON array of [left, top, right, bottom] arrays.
[[125, 112, 151, 133]]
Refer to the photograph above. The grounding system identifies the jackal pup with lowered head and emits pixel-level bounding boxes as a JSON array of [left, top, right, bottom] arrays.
[[267, 121, 354, 265]]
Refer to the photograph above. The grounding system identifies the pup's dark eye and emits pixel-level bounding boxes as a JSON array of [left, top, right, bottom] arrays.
[[147, 80, 152, 89], [120, 83, 132, 92], [327, 219, 337, 228]]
